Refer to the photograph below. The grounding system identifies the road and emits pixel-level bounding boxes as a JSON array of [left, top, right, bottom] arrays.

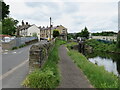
[[1, 40, 47, 88]]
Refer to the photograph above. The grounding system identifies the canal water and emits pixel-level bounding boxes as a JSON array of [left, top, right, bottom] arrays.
[[82, 50, 120, 76]]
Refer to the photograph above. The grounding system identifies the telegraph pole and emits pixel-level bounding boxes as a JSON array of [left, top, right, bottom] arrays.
[[50, 17, 52, 40]]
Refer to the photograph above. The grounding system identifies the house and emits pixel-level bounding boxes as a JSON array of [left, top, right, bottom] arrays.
[[40, 25, 67, 41], [16, 20, 40, 40], [91, 35, 117, 42], [39, 26, 50, 39]]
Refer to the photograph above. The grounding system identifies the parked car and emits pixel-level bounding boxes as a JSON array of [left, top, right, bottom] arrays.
[[4, 37, 11, 42]]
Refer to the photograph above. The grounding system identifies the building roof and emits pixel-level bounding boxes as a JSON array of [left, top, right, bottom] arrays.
[[17, 24, 31, 31]]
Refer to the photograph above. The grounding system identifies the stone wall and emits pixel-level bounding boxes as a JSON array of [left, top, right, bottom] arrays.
[[29, 40, 55, 72], [2, 40, 16, 50]]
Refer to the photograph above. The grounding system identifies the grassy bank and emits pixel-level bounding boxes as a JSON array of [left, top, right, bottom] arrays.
[[66, 42, 119, 88], [86, 39, 120, 53], [22, 39, 66, 88]]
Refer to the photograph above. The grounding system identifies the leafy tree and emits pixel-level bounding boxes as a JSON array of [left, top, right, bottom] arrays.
[[75, 32, 81, 39], [32, 32, 37, 37], [81, 27, 89, 39], [0, 1, 10, 20], [53, 29, 60, 38], [2, 17, 18, 35], [67, 33, 76, 39], [117, 31, 120, 48]]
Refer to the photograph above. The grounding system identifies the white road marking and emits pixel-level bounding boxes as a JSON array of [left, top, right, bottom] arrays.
[[0, 59, 29, 80], [13, 52, 17, 54]]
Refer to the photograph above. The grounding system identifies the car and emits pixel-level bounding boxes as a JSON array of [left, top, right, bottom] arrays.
[[4, 37, 11, 42]]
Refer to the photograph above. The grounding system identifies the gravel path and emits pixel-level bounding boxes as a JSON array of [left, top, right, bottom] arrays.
[[58, 45, 93, 88]]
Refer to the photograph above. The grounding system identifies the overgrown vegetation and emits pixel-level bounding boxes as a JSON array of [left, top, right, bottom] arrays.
[[66, 42, 119, 88], [12, 46, 18, 50], [117, 31, 120, 48], [19, 44, 26, 48], [22, 39, 66, 88], [11, 44, 26, 50], [86, 39, 120, 53]]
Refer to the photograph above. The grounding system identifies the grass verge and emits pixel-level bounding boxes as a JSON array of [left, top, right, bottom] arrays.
[[22, 39, 66, 88], [66, 42, 119, 88]]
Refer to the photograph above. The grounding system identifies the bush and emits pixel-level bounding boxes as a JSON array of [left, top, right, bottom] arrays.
[[12, 46, 18, 50], [23, 69, 56, 88], [86, 39, 119, 52], [19, 44, 26, 48]]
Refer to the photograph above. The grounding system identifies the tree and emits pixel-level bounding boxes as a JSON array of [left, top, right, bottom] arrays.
[[81, 27, 89, 39], [0, 1, 10, 20], [117, 31, 120, 48], [75, 32, 81, 39], [2, 17, 18, 35], [32, 32, 37, 37], [67, 33, 76, 40], [53, 29, 60, 38]]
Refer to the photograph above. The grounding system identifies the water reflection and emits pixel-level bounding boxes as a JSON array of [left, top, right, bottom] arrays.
[[82, 51, 120, 76]]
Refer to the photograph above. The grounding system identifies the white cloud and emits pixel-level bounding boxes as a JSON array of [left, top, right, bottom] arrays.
[[4, 0, 119, 33]]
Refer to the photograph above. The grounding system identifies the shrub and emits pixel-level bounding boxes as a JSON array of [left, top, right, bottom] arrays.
[[86, 39, 119, 52], [19, 44, 26, 48], [22, 69, 56, 88], [12, 46, 18, 50]]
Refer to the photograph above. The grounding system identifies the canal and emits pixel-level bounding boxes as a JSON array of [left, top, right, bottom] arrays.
[[82, 50, 120, 76]]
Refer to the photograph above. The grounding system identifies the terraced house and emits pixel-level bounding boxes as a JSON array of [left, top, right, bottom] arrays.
[[16, 20, 40, 40], [39, 25, 68, 41], [16, 21, 67, 41]]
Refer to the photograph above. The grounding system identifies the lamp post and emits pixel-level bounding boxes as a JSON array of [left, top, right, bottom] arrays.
[[50, 17, 52, 40]]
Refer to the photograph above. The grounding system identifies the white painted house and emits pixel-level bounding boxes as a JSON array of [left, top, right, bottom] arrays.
[[27, 24, 40, 39], [16, 21, 40, 40]]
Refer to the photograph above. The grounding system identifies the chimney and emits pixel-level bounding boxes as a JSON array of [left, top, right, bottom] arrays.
[[22, 20, 24, 26], [26, 22, 28, 25]]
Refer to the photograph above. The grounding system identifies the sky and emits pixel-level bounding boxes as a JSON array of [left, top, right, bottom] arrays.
[[4, 0, 119, 33]]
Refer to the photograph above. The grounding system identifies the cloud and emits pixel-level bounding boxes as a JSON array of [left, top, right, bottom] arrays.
[[4, 0, 118, 33]]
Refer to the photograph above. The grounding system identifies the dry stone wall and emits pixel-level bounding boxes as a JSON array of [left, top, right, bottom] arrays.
[[29, 40, 54, 72]]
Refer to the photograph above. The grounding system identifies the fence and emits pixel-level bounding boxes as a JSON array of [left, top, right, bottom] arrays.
[[15, 37, 38, 47], [2, 37, 38, 50]]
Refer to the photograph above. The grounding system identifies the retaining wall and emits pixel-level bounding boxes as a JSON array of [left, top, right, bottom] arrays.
[[29, 40, 55, 72]]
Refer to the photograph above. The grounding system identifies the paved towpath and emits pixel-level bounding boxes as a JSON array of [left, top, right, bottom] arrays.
[[58, 45, 93, 88]]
